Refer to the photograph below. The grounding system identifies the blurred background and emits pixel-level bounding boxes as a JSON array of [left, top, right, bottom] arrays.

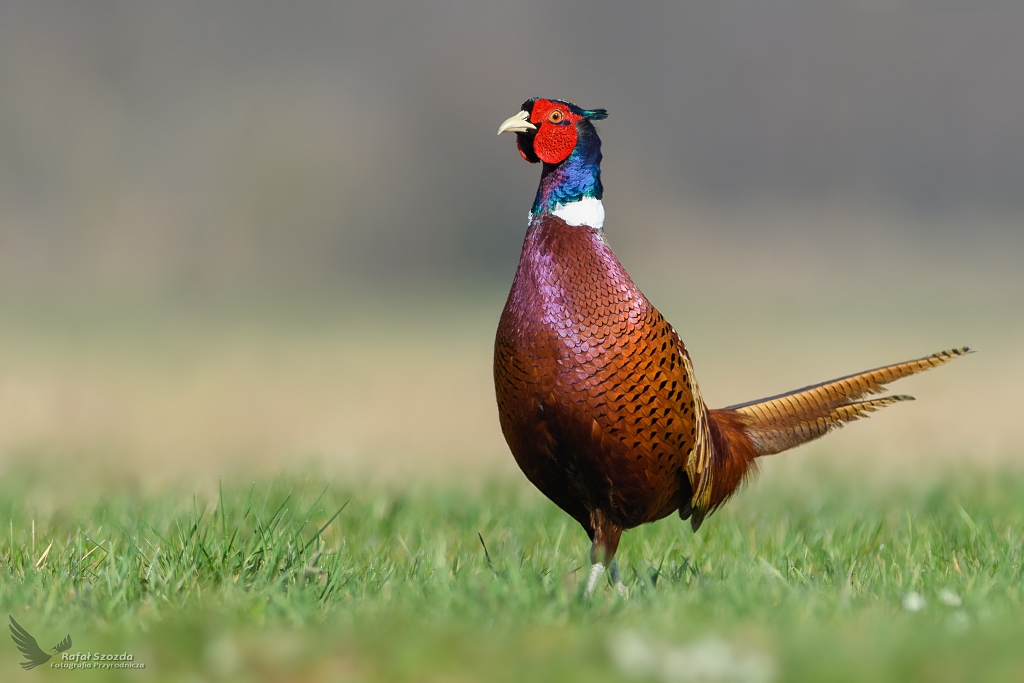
[[0, 1, 1020, 491]]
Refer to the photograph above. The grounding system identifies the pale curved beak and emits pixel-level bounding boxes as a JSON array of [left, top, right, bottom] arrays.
[[497, 110, 537, 135]]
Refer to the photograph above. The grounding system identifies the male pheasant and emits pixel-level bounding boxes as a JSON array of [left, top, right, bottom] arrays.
[[494, 98, 970, 597]]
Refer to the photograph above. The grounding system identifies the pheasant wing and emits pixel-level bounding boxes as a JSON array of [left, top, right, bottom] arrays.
[[680, 350, 714, 528]]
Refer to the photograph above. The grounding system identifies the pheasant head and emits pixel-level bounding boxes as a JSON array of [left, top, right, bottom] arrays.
[[498, 98, 608, 222]]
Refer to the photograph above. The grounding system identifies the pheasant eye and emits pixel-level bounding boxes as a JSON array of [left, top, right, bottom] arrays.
[[548, 110, 564, 124]]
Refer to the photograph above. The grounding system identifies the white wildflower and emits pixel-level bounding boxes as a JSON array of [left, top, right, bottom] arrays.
[[609, 631, 775, 683], [902, 591, 926, 612], [610, 631, 659, 678], [938, 588, 962, 607]]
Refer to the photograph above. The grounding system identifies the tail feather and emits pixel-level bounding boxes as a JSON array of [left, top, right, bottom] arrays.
[[725, 347, 971, 456], [684, 347, 970, 530]]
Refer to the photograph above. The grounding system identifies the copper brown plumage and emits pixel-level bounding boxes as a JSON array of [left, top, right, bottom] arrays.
[[494, 98, 971, 596], [495, 213, 708, 568]]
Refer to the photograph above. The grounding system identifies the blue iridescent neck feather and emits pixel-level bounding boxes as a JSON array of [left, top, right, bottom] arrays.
[[532, 121, 603, 215]]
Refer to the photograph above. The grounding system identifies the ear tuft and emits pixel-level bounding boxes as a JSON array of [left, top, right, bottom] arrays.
[[584, 109, 608, 121]]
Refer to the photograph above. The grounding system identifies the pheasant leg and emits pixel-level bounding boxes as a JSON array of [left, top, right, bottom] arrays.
[[609, 558, 628, 598], [584, 561, 606, 597]]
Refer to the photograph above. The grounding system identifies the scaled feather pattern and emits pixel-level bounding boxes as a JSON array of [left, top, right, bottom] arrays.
[[494, 97, 971, 590]]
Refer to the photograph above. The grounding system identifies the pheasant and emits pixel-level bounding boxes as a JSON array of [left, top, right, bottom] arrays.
[[493, 97, 970, 597]]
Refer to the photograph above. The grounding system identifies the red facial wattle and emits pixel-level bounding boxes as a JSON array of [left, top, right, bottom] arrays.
[[529, 100, 582, 165], [498, 97, 608, 213]]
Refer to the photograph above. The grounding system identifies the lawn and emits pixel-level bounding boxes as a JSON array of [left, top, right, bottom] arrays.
[[2, 465, 1023, 682]]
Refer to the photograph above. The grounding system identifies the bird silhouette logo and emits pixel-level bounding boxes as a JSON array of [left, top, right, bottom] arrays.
[[9, 616, 72, 670]]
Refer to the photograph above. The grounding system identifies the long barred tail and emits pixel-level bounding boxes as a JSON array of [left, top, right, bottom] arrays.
[[722, 347, 972, 456]]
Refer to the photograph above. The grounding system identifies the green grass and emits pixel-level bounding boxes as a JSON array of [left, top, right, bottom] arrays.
[[2, 468, 1024, 682]]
